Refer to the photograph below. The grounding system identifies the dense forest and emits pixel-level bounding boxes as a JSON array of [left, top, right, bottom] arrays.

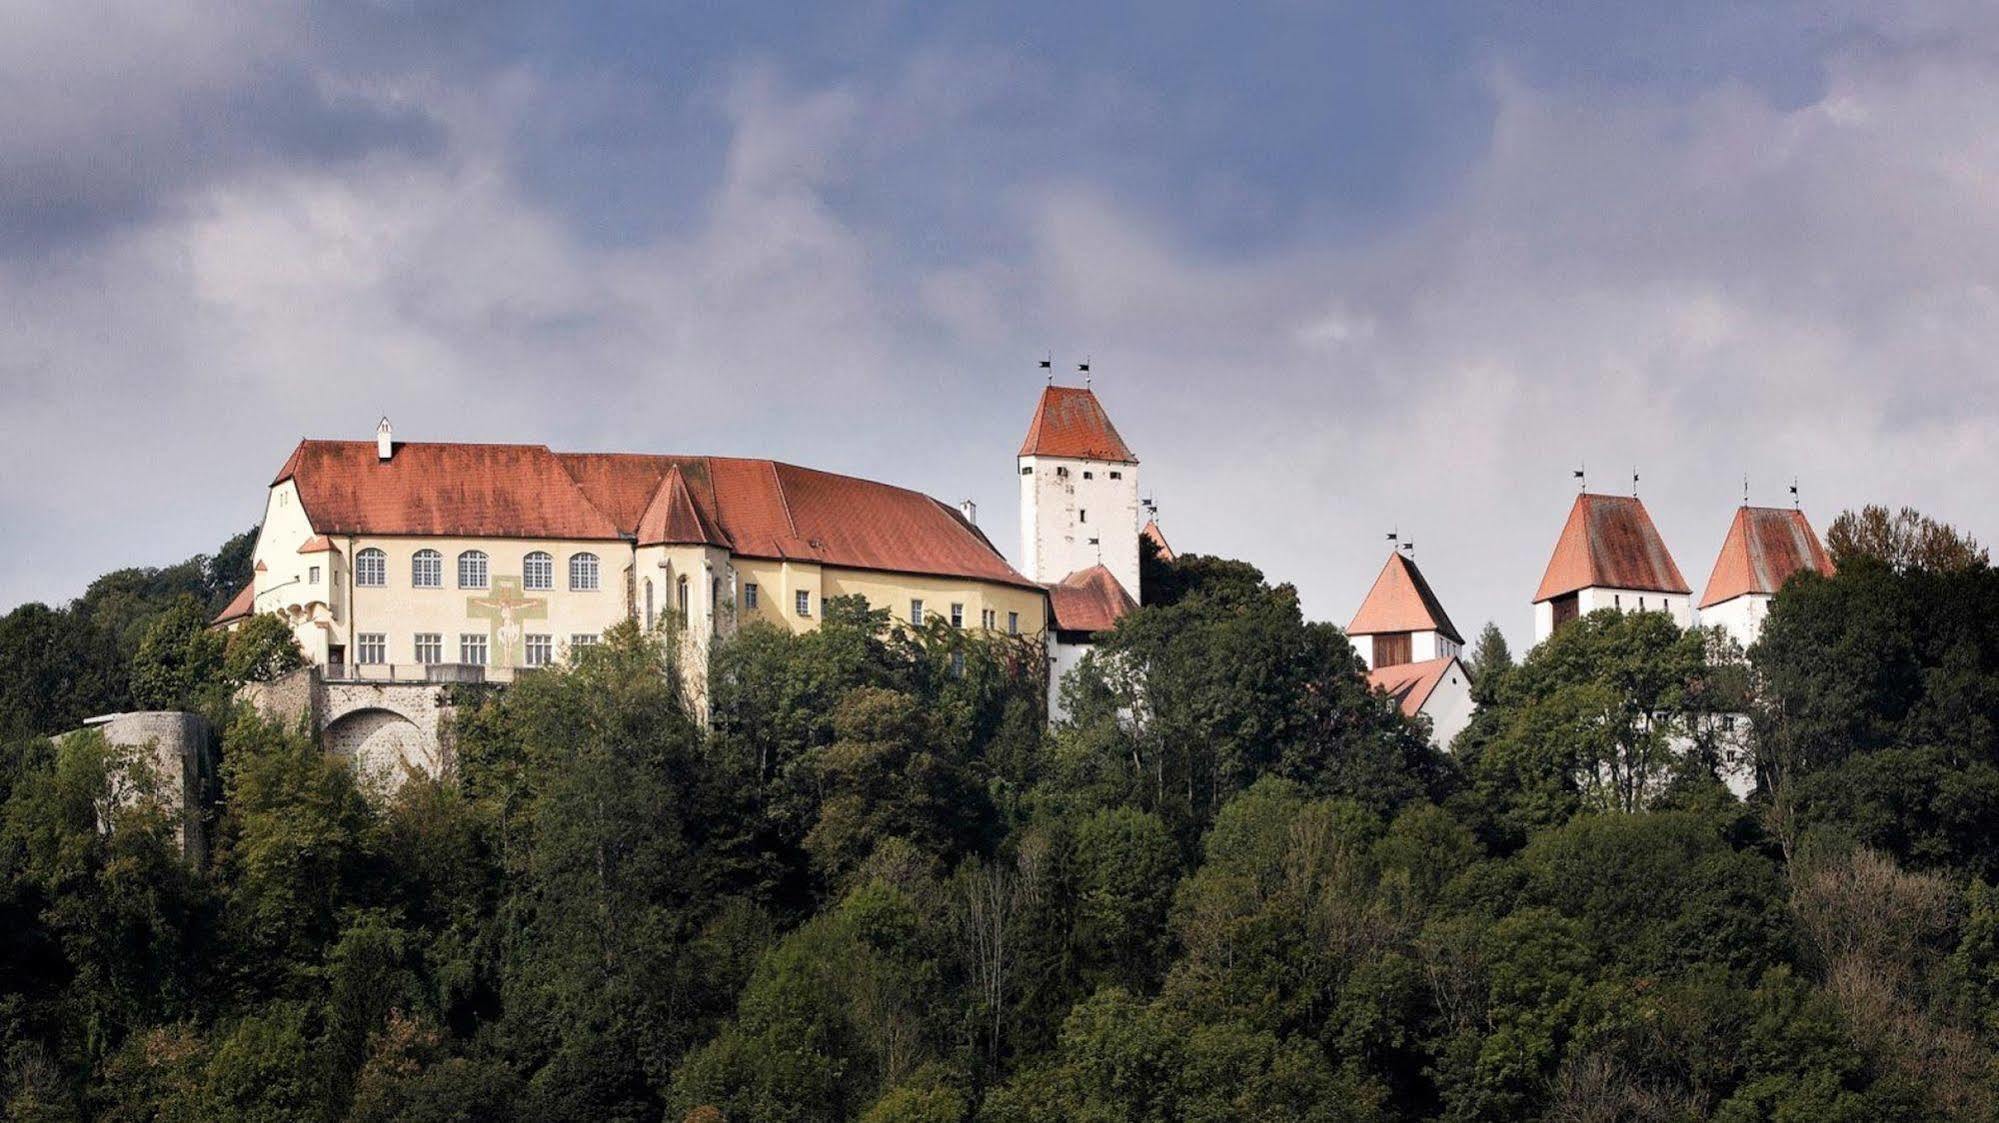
[[3, 507, 1998, 1121]]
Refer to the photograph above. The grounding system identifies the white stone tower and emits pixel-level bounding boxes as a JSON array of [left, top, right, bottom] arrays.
[[1017, 384, 1141, 600]]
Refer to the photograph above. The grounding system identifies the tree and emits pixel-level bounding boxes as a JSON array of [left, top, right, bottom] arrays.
[[1464, 623, 1514, 704], [129, 596, 225, 711], [221, 614, 305, 685], [1826, 505, 1987, 573]]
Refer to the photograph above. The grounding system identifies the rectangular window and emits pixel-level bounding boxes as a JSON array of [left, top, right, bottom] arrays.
[[570, 633, 599, 649], [414, 633, 443, 664], [524, 634, 553, 667], [1055, 466, 1069, 477], [910, 599, 924, 626], [309, 565, 321, 584], [460, 634, 488, 666], [744, 583, 759, 609], [1083, 471, 1094, 479], [356, 634, 386, 665], [795, 590, 811, 617], [1020, 466, 1033, 475], [1109, 471, 1122, 479], [950, 603, 964, 627], [1008, 612, 1019, 635], [982, 608, 996, 629], [1079, 509, 1088, 523]]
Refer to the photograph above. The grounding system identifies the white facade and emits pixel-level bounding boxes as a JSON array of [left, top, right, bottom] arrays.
[[1418, 660, 1476, 749], [1047, 634, 1093, 722], [1018, 454, 1140, 599], [1698, 594, 1769, 651], [1534, 586, 1694, 644]]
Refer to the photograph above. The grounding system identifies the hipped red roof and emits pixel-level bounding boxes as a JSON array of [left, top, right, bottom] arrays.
[[1367, 656, 1460, 719], [273, 440, 1037, 589], [1047, 565, 1138, 634], [1348, 551, 1462, 644], [212, 583, 255, 625], [1018, 386, 1137, 462], [1699, 506, 1834, 608], [1534, 494, 1690, 602]]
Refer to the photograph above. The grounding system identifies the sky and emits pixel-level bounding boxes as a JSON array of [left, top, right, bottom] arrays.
[[3, 1, 1997, 650]]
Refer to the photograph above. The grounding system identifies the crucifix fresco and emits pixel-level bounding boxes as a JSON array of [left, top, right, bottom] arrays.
[[467, 576, 548, 666]]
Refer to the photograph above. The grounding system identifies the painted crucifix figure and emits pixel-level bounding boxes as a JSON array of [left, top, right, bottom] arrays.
[[466, 576, 548, 667]]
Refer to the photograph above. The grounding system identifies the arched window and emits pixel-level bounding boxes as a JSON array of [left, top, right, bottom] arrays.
[[355, 548, 387, 587], [523, 550, 553, 591], [677, 575, 689, 618], [412, 549, 442, 588], [644, 579, 655, 630], [458, 550, 489, 589], [569, 552, 600, 591]]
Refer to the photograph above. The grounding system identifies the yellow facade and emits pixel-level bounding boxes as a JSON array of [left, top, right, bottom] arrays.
[[247, 481, 1048, 679]]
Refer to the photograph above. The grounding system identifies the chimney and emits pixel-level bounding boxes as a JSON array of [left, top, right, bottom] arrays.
[[959, 499, 977, 525], [376, 417, 393, 461]]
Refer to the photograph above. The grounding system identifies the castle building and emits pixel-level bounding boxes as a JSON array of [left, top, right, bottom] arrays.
[[1532, 493, 1692, 643], [1348, 548, 1473, 747], [1017, 385, 1146, 718], [214, 423, 1050, 763], [1697, 505, 1835, 649]]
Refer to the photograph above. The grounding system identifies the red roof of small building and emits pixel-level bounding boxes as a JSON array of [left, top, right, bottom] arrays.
[[1142, 519, 1175, 562], [1047, 565, 1138, 634], [1348, 551, 1463, 644], [272, 440, 1038, 589], [212, 583, 256, 626], [1367, 656, 1461, 719], [1699, 506, 1835, 608], [1018, 386, 1137, 462], [1534, 493, 1690, 602], [296, 534, 338, 554]]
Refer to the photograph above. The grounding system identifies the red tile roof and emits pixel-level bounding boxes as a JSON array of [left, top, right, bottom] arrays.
[[277, 441, 625, 540], [1534, 494, 1690, 602], [1348, 551, 1463, 644], [1367, 656, 1461, 719], [1142, 519, 1175, 562], [637, 465, 728, 547], [296, 534, 338, 554], [1048, 564, 1138, 634], [1699, 506, 1835, 609], [212, 583, 256, 626], [273, 440, 1038, 589], [1018, 386, 1137, 462]]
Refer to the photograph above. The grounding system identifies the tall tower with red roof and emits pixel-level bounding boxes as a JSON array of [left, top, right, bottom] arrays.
[[1698, 505, 1834, 648], [1018, 385, 1142, 602], [1532, 493, 1692, 643]]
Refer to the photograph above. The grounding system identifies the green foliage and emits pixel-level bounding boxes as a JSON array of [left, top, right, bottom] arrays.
[[5, 536, 1999, 1119], [220, 613, 306, 685]]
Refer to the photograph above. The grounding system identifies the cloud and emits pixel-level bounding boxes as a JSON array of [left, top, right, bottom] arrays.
[[3, 3, 1998, 657]]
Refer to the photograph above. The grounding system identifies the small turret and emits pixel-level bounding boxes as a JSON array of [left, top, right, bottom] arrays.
[[376, 417, 394, 461]]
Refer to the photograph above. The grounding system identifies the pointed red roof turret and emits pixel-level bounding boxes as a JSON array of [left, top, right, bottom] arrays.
[[1534, 494, 1690, 603], [1349, 551, 1463, 644], [1699, 506, 1834, 609], [1019, 386, 1137, 462], [1141, 519, 1175, 562], [638, 464, 731, 548]]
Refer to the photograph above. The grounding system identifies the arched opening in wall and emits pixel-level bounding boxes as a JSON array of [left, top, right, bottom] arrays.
[[323, 707, 434, 791]]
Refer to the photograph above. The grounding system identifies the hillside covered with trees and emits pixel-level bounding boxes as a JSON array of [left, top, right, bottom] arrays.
[[3, 513, 1999, 1120]]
